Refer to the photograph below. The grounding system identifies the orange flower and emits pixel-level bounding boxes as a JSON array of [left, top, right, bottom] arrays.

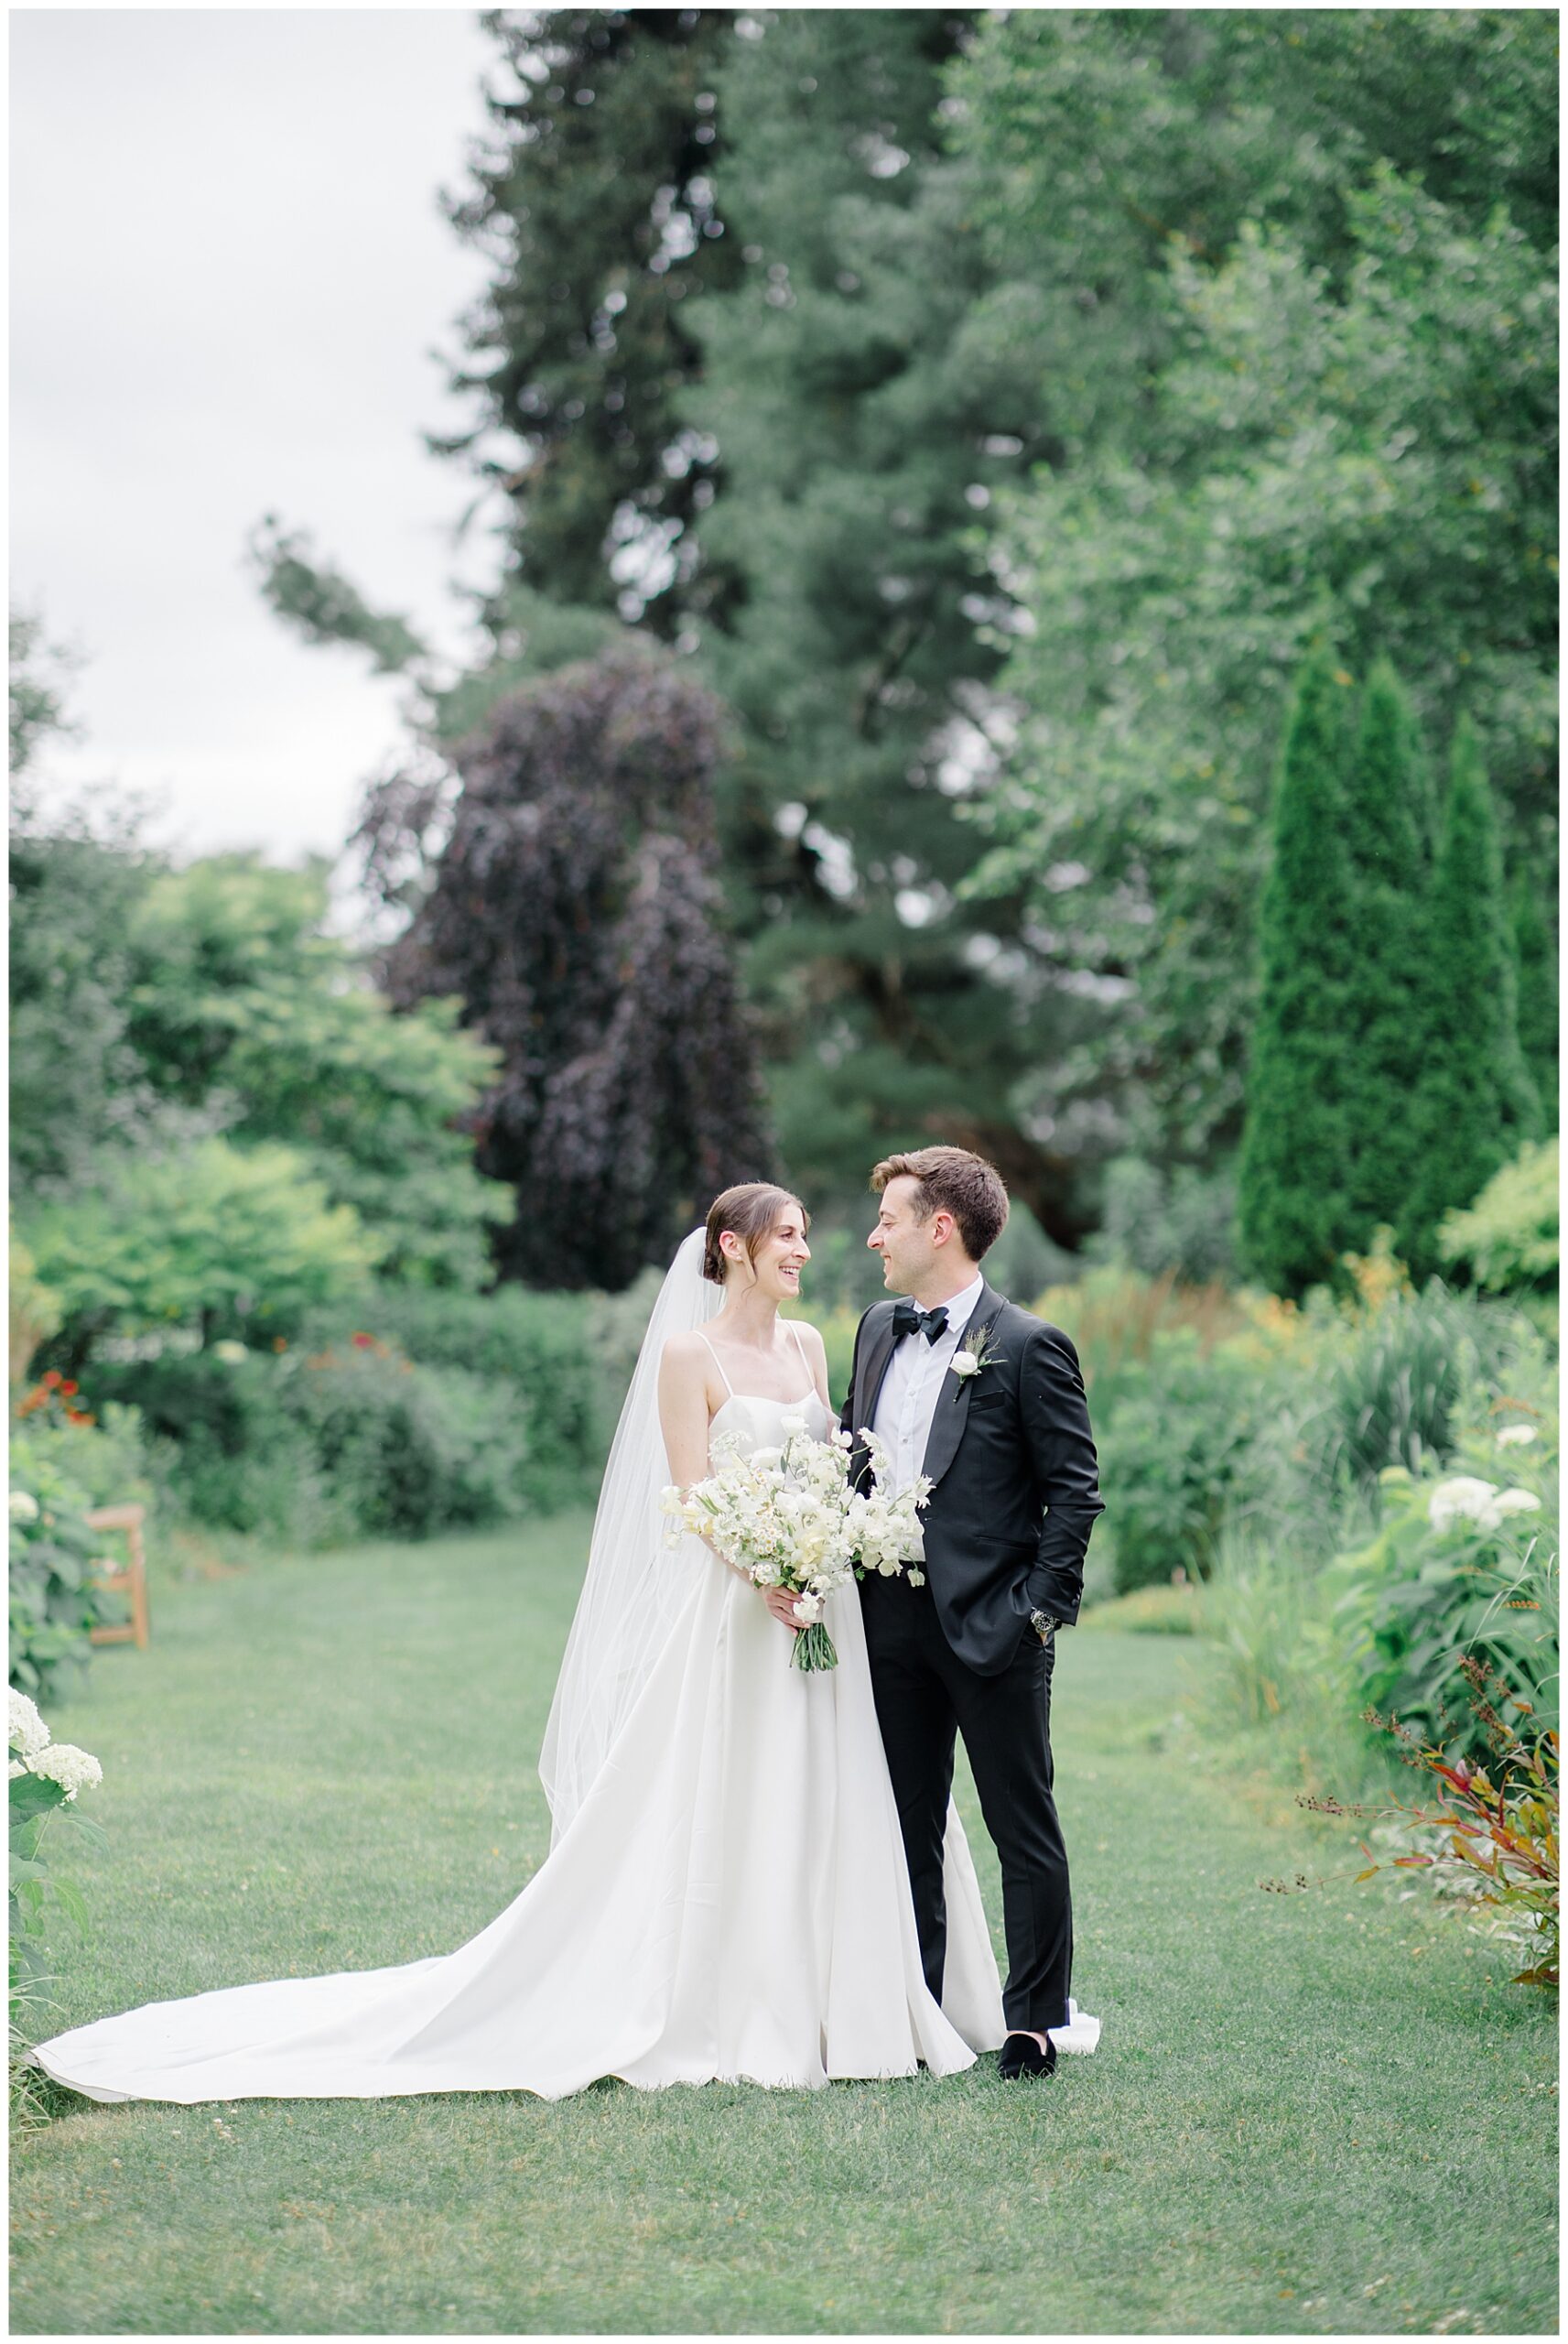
[[41, 1370, 61, 1389], [59, 1379, 79, 1397]]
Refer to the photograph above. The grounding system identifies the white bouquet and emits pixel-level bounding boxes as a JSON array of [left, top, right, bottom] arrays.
[[663, 1419, 930, 1671]]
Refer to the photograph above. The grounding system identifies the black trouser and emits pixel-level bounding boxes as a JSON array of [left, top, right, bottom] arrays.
[[861, 1573, 1073, 2034]]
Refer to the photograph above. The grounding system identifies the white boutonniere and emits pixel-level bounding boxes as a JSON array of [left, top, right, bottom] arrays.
[[949, 1321, 1001, 1401]]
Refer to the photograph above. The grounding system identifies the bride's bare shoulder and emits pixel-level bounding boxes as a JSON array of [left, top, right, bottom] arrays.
[[789, 1318, 828, 1362], [659, 1329, 711, 1375]]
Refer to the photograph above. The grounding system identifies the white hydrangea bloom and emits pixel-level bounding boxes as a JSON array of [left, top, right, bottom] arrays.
[[1429, 1475, 1543, 1534], [1496, 1424, 1539, 1448], [1428, 1477, 1503, 1532], [9, 1490, 40, 1524], [8, 1687, 49, 1758], [29, 1742, 103, 1801]]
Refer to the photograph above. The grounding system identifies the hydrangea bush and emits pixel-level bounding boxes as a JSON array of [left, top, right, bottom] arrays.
[[9, 1687, 107, 2119]]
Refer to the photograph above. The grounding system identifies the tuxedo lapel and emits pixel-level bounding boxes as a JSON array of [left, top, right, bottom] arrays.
[[919, 1283, 1008, 1491], [851, 1305, 901, 1438]]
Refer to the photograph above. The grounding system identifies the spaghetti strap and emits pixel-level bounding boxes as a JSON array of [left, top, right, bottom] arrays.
[[696, 1330, 734, 1397], [786, 1320, 811, 1376]]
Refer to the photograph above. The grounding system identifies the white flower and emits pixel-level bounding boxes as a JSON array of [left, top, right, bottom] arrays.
[[9, 1759, 26, 1779], [1428, 1476, 1502, 1532], [212, 1339, 248, 1365], [28, 1742, 103, 1802], [8, 1687, 49, 1758], [1496, 1424, 1539, 1448], [792, 1593, 825, 1624], [950, 1351, 981, 1381], [8, 1490, 39, 1525], [781, 1412, 807, 1437], [1428, 1475, 1543, 1535]]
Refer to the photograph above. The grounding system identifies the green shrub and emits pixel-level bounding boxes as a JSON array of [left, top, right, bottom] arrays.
[[24, 1403, 149, 1512], [22, 1136, 383, 1354], [7, 1452, 129, 1703], [85, 1347, 317, 1541], [298, 1286, 606, 1509], [91, 1334, 538, 1546], [1196, 1514, 1379, 1796], [1303, 1278, 1542, 1502], [1323, 1432, 1557, 1765], [278, 1337, 529, 1541], [1093, 1328, 1267, 1593], [1438, 1136, 1559, 1297], [1031, 1264, 1253, 1424]]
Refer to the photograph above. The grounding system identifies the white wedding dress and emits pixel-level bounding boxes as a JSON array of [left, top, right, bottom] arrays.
[[36, 1286, 1101, 2105]]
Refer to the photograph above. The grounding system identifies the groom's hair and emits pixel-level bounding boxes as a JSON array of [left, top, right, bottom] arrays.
[[702, 1183, 809, 1286], [870, 1146, 1009, 1263]]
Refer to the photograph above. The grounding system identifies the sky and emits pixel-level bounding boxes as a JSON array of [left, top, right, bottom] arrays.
[[11, 7, 506, 885]]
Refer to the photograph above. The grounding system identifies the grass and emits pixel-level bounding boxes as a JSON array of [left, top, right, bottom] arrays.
[[11, 1517, 1557, 2336]]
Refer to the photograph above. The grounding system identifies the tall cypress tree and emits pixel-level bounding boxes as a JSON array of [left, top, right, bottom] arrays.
[[1404, 717, 1544, 1275], [1237, 647, 1359, 1297], [1337, 657, 1435, 1255]]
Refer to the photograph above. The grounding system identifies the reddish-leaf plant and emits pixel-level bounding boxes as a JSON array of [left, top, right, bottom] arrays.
[[1261, 1655, 1559, 1990]]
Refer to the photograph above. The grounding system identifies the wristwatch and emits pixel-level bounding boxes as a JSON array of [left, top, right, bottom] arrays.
[[1030, 1609, 1058, 1646]]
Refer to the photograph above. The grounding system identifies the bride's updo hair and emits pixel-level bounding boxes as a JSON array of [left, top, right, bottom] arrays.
[[702, 1183, 809, 1286]]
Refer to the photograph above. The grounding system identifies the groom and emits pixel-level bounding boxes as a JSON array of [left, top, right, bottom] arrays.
[[844, 1146, 1104, 2080]]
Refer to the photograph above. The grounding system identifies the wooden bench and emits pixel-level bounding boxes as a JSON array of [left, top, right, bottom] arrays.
[[85, 1503, 149, 1650]]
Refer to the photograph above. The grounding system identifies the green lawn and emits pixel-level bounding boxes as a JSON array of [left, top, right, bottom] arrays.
[[11, 1519, 1557, 2336]]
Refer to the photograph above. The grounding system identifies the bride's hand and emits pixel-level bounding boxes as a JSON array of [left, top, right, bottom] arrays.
[[760, 1585, 804, 1632]]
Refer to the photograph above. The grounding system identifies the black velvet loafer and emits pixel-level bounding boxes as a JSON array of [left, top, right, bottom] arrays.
[[997, 2030, 1058, 2080]]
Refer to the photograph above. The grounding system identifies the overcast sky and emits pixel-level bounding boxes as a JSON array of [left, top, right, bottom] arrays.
[[11, 7, 506, 887]]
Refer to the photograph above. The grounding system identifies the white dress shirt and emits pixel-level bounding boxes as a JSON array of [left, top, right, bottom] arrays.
[[868, 1272, 987, 1494]]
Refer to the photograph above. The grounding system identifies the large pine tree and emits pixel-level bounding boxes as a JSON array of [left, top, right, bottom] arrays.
[[677, 8, 1110, 1230], [437, 7, 741, 637], [1236, 648, 1359, 1297], [1403, 717, 1544, 1276], [1337, 658, 1435, 1256], [427, 9, 1109, 1240]]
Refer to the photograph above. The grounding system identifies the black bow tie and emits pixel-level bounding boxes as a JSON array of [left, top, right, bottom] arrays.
[[892, 1300, 950, 1345]]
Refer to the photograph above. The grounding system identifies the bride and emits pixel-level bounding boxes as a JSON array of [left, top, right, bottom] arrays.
[[35, 1184, 1085, 2105]]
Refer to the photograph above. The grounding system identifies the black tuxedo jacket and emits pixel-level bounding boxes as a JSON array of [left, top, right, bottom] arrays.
[[841, 1283, 1105, 1676]]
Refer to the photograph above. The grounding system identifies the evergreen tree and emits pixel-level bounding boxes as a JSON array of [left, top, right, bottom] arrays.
[[1510, 867, 1559, 1134], [681, 8, 1108, 1231], [1337, 658, 1435, 1256], [1405, 718, 1544, 1275], [1236, 649, 1359, 1297], [364, 651, 772, 1291], [949, 12, 1557, 1173], [438, 7, 741, 637]]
